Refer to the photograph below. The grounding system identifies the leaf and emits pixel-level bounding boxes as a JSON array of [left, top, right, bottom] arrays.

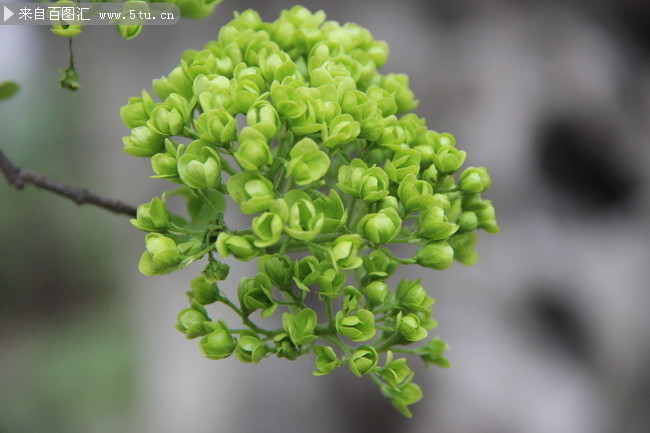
[[0, 81, 19, 101]]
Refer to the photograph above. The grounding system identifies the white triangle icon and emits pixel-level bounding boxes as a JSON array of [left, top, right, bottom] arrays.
[[4, 6, 14, 22]]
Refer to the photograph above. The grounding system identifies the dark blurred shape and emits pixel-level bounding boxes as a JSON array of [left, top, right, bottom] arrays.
[[607, 0, 650, 56], [536, 117, 638, 210], [526, 289, 592, 364]]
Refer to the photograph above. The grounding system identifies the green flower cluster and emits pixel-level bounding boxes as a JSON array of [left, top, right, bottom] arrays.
[[50, 0, 223, 40], [122, 6, 498, 418]]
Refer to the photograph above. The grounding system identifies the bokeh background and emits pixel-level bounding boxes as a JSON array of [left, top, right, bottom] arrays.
[[1, 0, 649, 432]]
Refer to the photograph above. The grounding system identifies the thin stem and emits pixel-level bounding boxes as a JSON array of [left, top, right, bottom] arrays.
[[0, 146, 137, 217], [218, 295, 275, 337]]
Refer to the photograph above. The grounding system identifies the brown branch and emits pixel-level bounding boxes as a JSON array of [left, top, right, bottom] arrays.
[[0, 146, 137, 217]]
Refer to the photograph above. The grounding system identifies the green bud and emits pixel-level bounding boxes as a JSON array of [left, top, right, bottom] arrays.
[[457, 211, 478, 232], [235, 331, 269, 364], [313, 190, 348, 233], [258, 254, 294, 289], [357, 208, 402, 244], [286, 138, 331, 185], [252, 212, 284, 248], [138, 233, 185, 276], [246, 100, 281, 141], [176, 307, 209, 339], [365, 280, 389, 306], [123, 126, 165, 157], [359, 167, 390, 203], [284, 198, 324, 242], [199, 322, 236, 360], [385, 380, 422, 418], [189, 276, 220, 305], [362, 249, 399, 281], [177, 140, 222, 189], [202, 260, 230, 282], [216, 232, 262, 261], [377, 351, 412, 389], [50, 1, 82, 37], [120, 90, 155, 129], [330, 234, 364, 270], [348, 345, 378, 377], [336, 309, 375, 341], [342, 286, 363, 314], [282, 308, 318, 346], [476, 202, 499, 234], [396, 279, 435, 313], [234, 127, 273, 171], [116, 24, 142, 40], [312, 345, 340, 376], [384, 149, 421, 182], [459, 166, 491, 193], [273, 332, 299, 361], [195, 109, 237, 145], [449, 232, 479, 266], [238, 274, 277, 318], [176, 0, 223, 20], [378, 195, 400, 213], [397, 174, 435, 212], [259, 50, 297, 83], [396, 312, 428, 342], [322, 114, 361, 148], [152, 66, 193, 101], [227, 172, 275, 214], [418, 206, 459, 240], [433, 145, 466, 174], [366, 84, 398, 117], [420, 337, 451, 368], [131, 197, 170, 232], [316, 262, 346, 299], [413, 242, 454, 270], [380, 73, 418, 113], [147, 94, 192, 136]]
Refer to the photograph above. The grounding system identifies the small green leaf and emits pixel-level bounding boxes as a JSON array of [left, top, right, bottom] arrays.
[[0, 81, 19, 101]]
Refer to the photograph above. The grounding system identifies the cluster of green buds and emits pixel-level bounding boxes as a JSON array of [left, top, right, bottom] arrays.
[[122, 6, 498, 418]]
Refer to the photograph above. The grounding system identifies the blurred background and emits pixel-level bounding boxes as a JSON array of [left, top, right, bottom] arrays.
[[1, 0, 649, 432]]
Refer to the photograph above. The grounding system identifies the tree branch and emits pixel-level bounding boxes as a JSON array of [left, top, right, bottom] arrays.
[[0, 146, 137, 217]]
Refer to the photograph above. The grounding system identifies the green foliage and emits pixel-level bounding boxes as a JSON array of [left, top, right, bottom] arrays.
[[122, 6, 499, 417]]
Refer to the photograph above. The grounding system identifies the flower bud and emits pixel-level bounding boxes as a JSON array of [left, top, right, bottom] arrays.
[[365, 280, 389, 306], [418, 206, 458, 240], [357, 208, 402, 244], [123, 126, 165, 157], [282, 308, 318, 346], [287, 138, 331, 185], [138, 233, 185, 276], [189, 276, 220, 305], [457, 211, 478, 232], [384, 149, 421, 182], [50, 2, 82, 37], [259, 50, 297, 83], [216, 232, 262, 261], [202, 260, 230, 283], [362, 249, 398, 281], [235, 331, 269, 364], [152, 66, 193, 101], [396, 312, 428, 342], [359, 167, 390, 203], [284, 198, 324, 242], [227, 172, 275, 214], [330, 234, 364, 270], [177, 141, 222, 189], [246, 101, 281, 141], [380, 73, 418, 113], [273, 332, 299, 361], [377, 351, 412, 389], [120, 90, 155, 129], [147, 94, 192, 136], [316, 262, 346, 299], [238, 273, 277, 318], [433, 145, 466, 174], [459, 166, 491, 193], [234, 126, 273, 171], [176, 307, 209, 339], [386, 381, 422, 418], [348, 345, 378, 377], [313, 190, 348, 233], [476, 202, 499, 234], [251, 212, 284, 248], [258, 255, 294, 289], [336, 309, 375, 341], [449, 232, 478, 266], [199, 323, 236, 360], [366, 84, 398, 116], [195, 109, 237, 145], [396, 279, 434, 313], [312, 345, 340, 376], [413, 242, 454, 270], [131, 197, 170, 232], [116, 24, 142, 40], [397, 174, 435, 212], [322, 114, 361, 148], [176, 0, 223, 20], [420, 337, 451, 368]]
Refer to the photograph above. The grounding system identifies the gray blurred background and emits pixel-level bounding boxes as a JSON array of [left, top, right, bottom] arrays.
[[1, 0, 649, 432]]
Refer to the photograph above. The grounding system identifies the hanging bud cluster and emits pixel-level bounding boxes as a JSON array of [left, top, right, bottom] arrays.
[[122, 6, 498, 418]]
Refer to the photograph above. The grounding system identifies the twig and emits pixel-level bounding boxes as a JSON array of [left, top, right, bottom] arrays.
[[0, 146, 137, 217]]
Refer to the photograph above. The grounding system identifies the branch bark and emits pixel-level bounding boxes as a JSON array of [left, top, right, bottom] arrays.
[[0, 146, 137, 217]]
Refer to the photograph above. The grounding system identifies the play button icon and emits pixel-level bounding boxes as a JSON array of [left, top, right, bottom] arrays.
[[3, 6, 14, 22]]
